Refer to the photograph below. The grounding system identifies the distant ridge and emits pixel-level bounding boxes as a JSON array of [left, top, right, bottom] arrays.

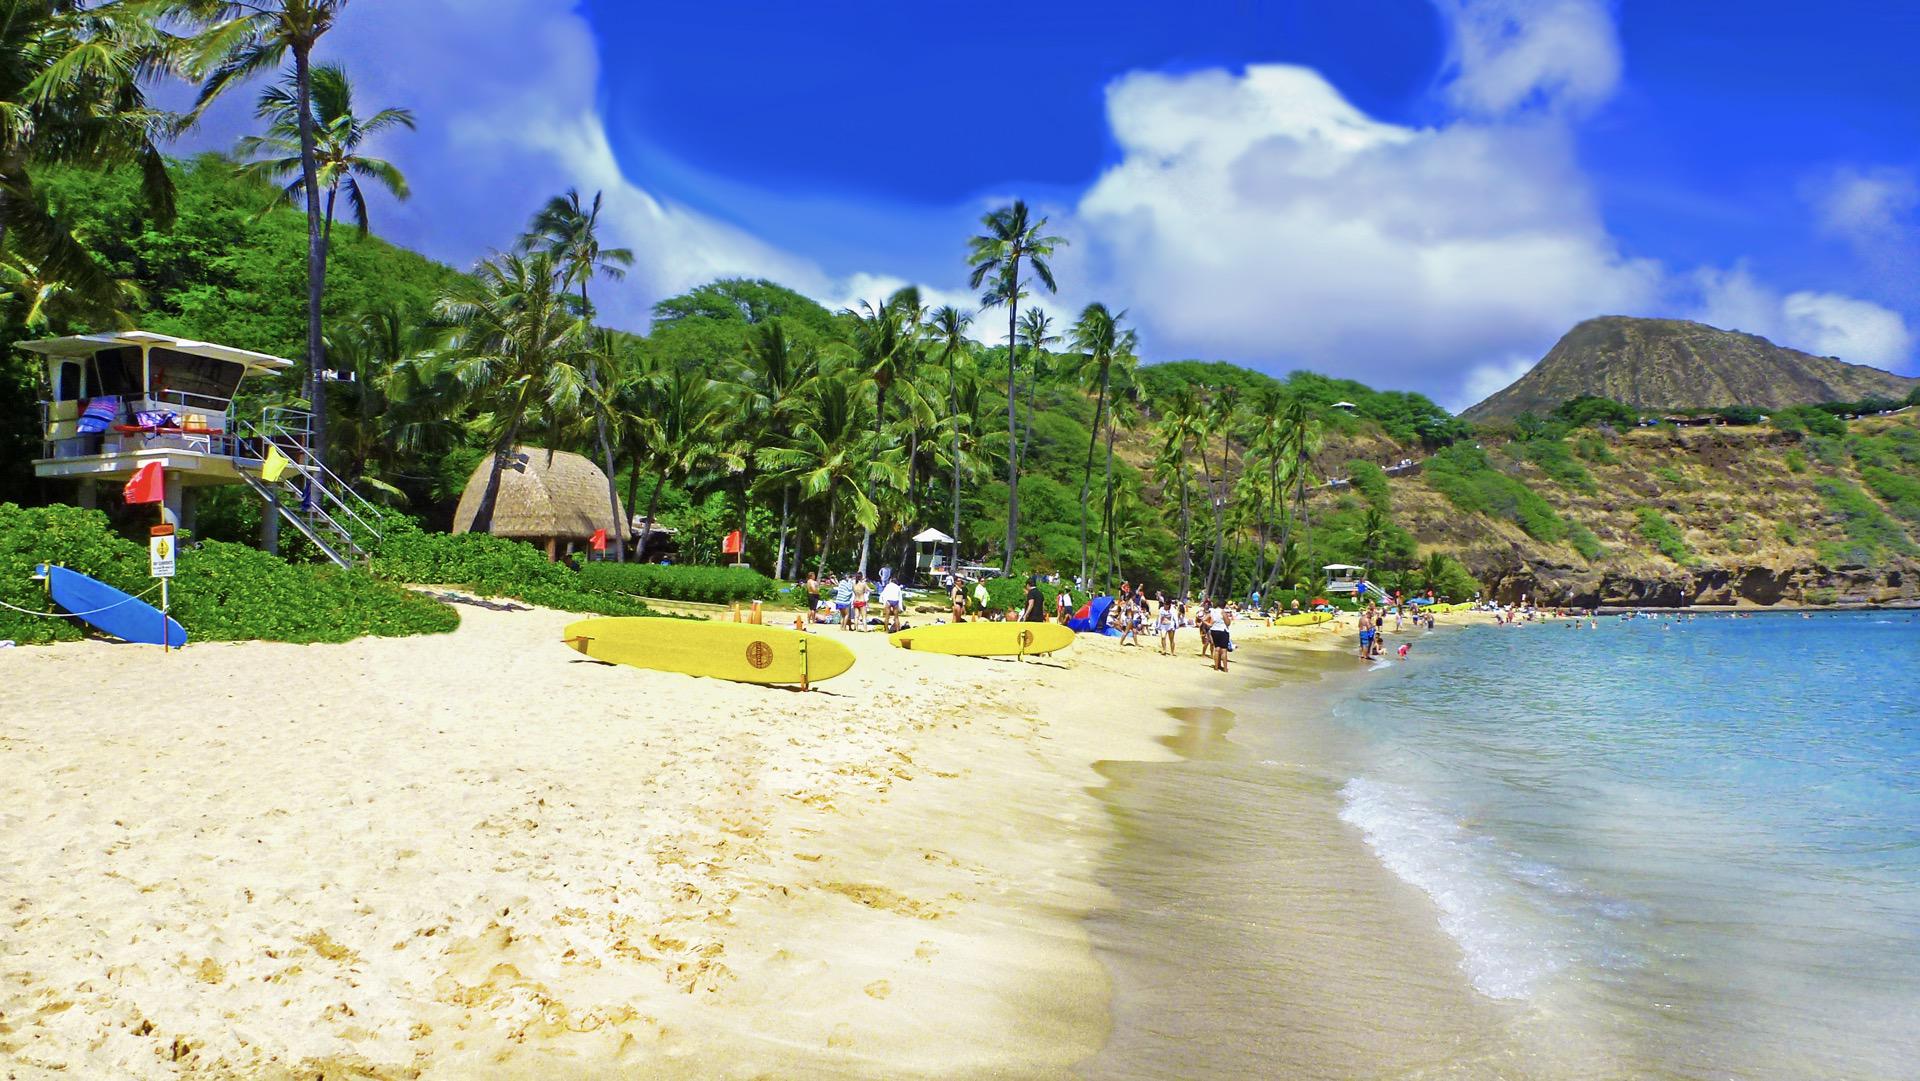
[[1461, 316, 1920, 421]]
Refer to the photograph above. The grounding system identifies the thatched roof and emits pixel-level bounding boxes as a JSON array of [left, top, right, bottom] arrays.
[[452, 446, 625, 541]]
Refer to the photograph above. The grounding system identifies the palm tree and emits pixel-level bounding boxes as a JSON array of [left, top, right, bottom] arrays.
[[1263, 397, 1321, 593], [927, 304, 973, 573], [1101, 340, 1140, 585], [1015, 306, 1057, 465], [1, 0, 179, 301], [732, 320, 821, 578], [237, 63, 411, 258], [519, 188, 634, 558], [846, 289, 923, 440], [1154, 386, 1203, 599], [966, 199, 1065, 573], [630, 362, 732, 562], [758, 372, 903, 578], [1199, 385, 1241, 597], [436, 250, 590, 537], [179, 0, 348, 464], [1246, 385, 1289, 584], [1069, 302, 1123, 582]]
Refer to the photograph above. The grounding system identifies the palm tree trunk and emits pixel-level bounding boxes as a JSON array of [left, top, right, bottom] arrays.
[[635, 475, 663, 562], [1078, 370, 1107, 583], [774, 488, 790, 579], [1004, 276, 1020, 575], [858, 527, 871, 576], [293, 44, 329, 469], [949, 354, 962, 577], [1167, 476, 1182, 599], [1020, 369, 1036, 465], [470, 421, 522, 537], [817, 500, 838, 579], [1103, 408, 1119, 584]]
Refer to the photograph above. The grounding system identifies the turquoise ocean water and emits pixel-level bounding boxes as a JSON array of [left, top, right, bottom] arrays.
[[1086, 611, 1920, 1079]]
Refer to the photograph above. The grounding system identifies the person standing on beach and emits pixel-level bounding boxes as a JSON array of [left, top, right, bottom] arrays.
[[851, 575, 871, 630], [1055, 587, 1073, 624], [1022, 576, 1046, 622], [880, 576, 904, 632], [1210, 604, 1232, 671], [950, 579, 968, 623], [804, 572, 822, 624], [1358, 610, 1375, 659]]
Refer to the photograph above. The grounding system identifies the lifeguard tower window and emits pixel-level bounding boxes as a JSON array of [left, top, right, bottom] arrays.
[[55, 361, 81, 401], [88, 347, 143, 397], [150, 347, 244, 401]]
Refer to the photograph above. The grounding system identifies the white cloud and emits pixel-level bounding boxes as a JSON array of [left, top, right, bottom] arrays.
[[1807, 165, 1918, 246], [1454, 354, 1539, 412], [1075, 63, 1660, 395], [1434, 0, 1622, 116], [1691, 265, 1913, 368]]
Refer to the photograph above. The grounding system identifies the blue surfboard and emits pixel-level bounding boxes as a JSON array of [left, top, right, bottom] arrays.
[[35, 564, 187, 647]]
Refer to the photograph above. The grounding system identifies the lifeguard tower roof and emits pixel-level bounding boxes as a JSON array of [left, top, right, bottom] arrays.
[[18, 330, 295, 373]]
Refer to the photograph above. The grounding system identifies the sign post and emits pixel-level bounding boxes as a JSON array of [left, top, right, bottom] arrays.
[[150, 524, 176, 653]]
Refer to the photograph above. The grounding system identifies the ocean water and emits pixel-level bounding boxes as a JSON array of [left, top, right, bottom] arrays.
[[1084, 612, 1920, 1079]]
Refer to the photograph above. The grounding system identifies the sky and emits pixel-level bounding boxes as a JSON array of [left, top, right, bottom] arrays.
[[171, 0, 1920, 411]]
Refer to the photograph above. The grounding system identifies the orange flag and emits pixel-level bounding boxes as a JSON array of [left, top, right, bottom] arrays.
[[590, 528, 607, 551], [123, 462, 164, 504], [722, 530, 742, 555]]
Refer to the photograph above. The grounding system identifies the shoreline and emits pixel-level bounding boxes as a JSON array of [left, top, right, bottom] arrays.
[[0, 604, 1490, 1077]]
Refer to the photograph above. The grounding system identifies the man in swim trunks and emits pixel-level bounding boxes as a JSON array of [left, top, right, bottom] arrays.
[[1359, 611, 1375, 659], [851, 574, 871, 630]]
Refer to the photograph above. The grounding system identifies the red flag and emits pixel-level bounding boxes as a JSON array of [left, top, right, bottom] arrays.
[[123, 462, 164, 504], [590, 528, 607, 552], [722, 530, 742, 555]]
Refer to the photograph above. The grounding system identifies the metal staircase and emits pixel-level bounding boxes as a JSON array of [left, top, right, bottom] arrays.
[[236, 407, 383, 569]]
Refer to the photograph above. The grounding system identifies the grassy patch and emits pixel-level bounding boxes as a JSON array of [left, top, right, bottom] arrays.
[[1423, 445, 1568, 544], [1813, 478, 1917, 565], [1511, 437, 1594, 491], [371, 518, 652, 615], [1635, 508, 1696, 566]]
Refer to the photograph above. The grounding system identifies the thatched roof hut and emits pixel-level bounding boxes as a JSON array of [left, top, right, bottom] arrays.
[[453, 446, 625, 558]]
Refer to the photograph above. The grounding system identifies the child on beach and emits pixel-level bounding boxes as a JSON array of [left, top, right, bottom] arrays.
[[1117, 598, 1139, 646]]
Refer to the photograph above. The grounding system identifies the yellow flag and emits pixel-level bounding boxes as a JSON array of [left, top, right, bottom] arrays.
[[260, 443, 290, 483]]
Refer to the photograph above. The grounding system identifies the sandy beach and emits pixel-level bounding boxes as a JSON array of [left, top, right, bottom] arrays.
[[0, 601, 1410, 1079]]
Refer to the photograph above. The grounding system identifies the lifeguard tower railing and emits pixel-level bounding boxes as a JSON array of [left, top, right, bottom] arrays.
[[235, 406, 384, 568]]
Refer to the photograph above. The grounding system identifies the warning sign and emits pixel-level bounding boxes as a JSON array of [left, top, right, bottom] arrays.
[[150, 525, 176, 578]]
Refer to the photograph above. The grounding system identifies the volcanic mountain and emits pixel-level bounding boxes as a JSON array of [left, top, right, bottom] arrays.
[[1461, 316, 1920, 421]]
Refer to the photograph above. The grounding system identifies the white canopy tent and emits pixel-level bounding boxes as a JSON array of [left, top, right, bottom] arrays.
[[911, 527, 957, 579]]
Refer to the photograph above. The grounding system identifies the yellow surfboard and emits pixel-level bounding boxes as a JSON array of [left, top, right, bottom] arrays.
[[1274, 612, 1335, 626], [888, 621, 1076, 658], [562, 617, 855, 687]]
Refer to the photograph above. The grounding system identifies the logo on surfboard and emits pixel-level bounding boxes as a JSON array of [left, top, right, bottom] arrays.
[[745, 641, 774, 669]]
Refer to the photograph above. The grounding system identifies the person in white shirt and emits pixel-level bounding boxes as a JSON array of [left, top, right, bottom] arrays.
[[880, 578, 905, 632], [1209, 606, 1232, 671]]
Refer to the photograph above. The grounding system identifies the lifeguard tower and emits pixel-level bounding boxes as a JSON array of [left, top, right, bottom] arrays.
[[1323, 563, 1372, 599], [26, 330, 380, 566]]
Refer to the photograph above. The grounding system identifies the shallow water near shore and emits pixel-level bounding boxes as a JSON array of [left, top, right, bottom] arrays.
[[1081, 612, 1920, 1079]]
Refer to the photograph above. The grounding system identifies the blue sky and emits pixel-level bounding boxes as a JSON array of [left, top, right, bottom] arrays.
[[177, 0, 1920, 408]]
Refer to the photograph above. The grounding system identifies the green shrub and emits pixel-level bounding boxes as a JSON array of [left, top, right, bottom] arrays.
[[1635, 508, 1696, 566], [0, 503, 457, 645], [1785, 450, 1807, 473], [980, 576, 1082, 614], [1572, 433, 1616, 464], [1568, 522, 1606, 561], [1772, 405, 1845, 438], [1653, 465, 1687, 488], [1814, 478, 1917, 565], [1512, 437, 1594, 490], [1776, 520, 1799, 545], [370, 519, 651, 616], [578, 562, 778, 605], [1861, 466, 1920, 523], [1551, 394, 1640, 430], [1345, 461, 1392, 510], [1423, 445, 1567, 544]]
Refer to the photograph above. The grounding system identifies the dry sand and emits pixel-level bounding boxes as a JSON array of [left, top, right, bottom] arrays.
[[4, 598, 1376, 1079]]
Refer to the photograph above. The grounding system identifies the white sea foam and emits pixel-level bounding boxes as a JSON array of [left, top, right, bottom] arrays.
[[1338, 777, 1565, 1000]]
